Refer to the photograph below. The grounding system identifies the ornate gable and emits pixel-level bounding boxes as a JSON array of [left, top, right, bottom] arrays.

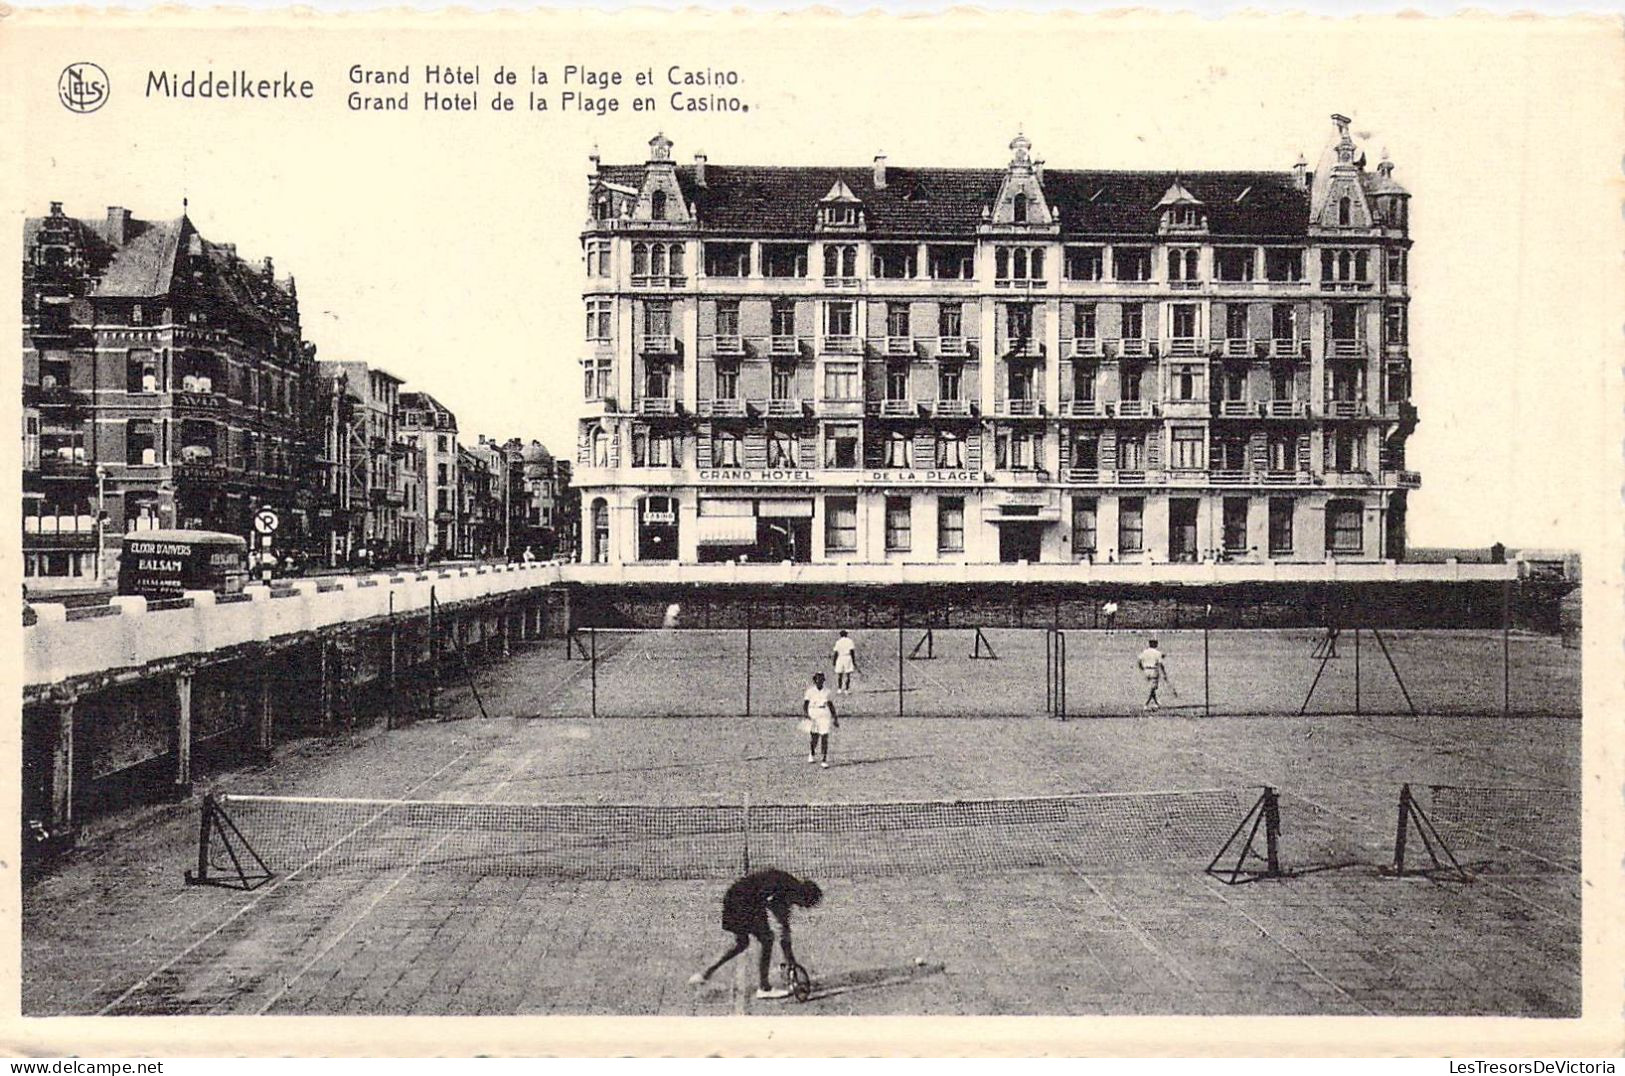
[[633, 133, 691, 224], [817, 179, 865, 230], [1156, 179, 1208, 234], [1310, 114, 1375, 232], [988, 133, 1056, 231]]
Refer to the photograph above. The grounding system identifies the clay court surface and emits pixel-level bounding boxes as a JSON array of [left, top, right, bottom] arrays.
[[22, 630, 1581, 1017]]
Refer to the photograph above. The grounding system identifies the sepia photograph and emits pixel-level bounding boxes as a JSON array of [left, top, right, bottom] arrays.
[[3, 7, 1620, 1058]]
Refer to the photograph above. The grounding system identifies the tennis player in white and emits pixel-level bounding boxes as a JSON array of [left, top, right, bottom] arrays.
[[1136, 638, 1170, 712], [830, 630, 858, 694], [803, 672, 839, 768]]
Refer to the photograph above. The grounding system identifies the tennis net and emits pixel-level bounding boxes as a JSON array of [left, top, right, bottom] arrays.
[[189, 787, 1255, 885], [1421, 784, 1580, 873]]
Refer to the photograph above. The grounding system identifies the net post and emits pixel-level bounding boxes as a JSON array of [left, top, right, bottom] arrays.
[[1202, 603, 1211, 719], [1045, 629, 1053, 715], [1393, 783, 1412, 874], [1263, 786, 1281, 876], [745, 612, 753, 718], [896, 601, 904, 718], [1059, 630, 1067, 720], [1502, 578, 1511, 718], [741, 792, 751, 875], [590, 626, 598, 718], [428, 587, 438, 722], [189, 794, 214, 885], [1354, 625, 1361, 717]]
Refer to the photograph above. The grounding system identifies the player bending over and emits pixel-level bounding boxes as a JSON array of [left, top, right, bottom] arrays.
[[689, 869, 824, 999], [1136, 637, 1170, 712]]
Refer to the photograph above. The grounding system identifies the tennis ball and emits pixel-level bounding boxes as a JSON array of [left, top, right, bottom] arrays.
[[914, 957, 926, 966]]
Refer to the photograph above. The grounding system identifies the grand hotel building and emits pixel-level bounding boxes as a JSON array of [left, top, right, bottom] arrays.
[[575, 117, 1418, 566]]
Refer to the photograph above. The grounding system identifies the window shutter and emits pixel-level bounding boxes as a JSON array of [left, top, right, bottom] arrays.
[[1248, 431, 1268, 470], [1101, 429, 1118, 469], [966, 430, 983, 471], [577, 428, 592, 465], [696, 422, 713, 468], [1146, 428, 1162, 469], [864, 437, 884, 470], [1058, 433, 1072, 471], [798, 434, 817, 470], [743, 430, 769, 468], [913, 428, 933, 465], [1322, 433, 1334, 470]]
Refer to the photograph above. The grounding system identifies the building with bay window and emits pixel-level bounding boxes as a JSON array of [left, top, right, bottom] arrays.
[[575, 117, 1418, 566]]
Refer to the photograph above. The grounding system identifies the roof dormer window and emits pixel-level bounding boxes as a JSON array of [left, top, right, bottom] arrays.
[[1012, 193, 1028, 224], [823, 205, 857, 227], [651, 191, 667, 221], [1338, 196, 1351, 227]]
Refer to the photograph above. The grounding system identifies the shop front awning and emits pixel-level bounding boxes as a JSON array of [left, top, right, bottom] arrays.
[[756, 499, 814, 518], [695, 515, 759, 545]]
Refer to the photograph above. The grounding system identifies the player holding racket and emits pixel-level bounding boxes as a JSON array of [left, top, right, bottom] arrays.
[[1136, 637, 1175, 712]]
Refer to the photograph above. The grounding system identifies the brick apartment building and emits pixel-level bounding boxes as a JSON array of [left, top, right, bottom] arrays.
[[573, 117, 1419, 566], [22, 203, 321, 589]]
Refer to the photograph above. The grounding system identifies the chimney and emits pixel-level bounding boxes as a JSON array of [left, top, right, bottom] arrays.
[[262, 256, 275, 279], [104, 206, 133, 247], [49, 201, 64, 216], [1034, 159, 1045, 184], [588, 148, 601, 179], [694, 153, 707, 187], [873, 154, 887, 190], [1293, 153, 1309, 191]]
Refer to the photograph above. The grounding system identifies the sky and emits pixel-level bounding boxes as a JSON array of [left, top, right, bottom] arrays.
[[8, 11, 1620, 550]]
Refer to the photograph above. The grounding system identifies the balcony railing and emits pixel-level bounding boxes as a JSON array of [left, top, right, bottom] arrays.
[[938, 336, 968, 357], [1272, 337, 1307, 359], [761, 398, 807, 419], [1264, 399, 1309, 419], [823, 335, 861, 354], [769, 335, 802, 356], [641, 335, 678, 354], [1328, 338, 1366, 359], [1068, 337, 1101, 359], [630, 275, 688, 289], [1396, 470, 1422, 488], [1222, 338, 1253, 359], [1116, 469, 1149, 484], [1000, 399, 1043, 418], [1116, 337, 1150, 359], [1005, 337, 1044, 358], [1061, 399, 1104, 418], [885, 336, 915, 357], [1216, 399, 1255, 419], [638, 397, 678, 416], [994, 277, 1047, 290], [1166, 337, 1207, 358], [713, 335, 745, 356], [1065, 468, 1105, 484], [1208, 470, 1250, 486], [823, 276, 860, 289], [933, 399, 973, 418], [1322, 400, 1368, 420], [878, 398, 918, 418], [1113, 400, 1157, 419], [700, 398, 747, 418], [1262, 470, 1314, 486]]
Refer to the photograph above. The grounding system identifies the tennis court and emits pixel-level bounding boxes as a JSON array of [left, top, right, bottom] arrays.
[[22, 632, 1581, 1017]]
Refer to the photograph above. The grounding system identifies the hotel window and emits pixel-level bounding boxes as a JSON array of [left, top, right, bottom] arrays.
[[1219, 498, 1248, 556], [763, 243, 808, 278], [715, 362, 740, 400], [644, 362, 671, 399], [1332, 430, 1363, 472], [126, 420, 156, 465], [643, 303, 672, 338], [585, 299, 612, 341], [1171, 303, 1199, 342], [650, 190, 668, 220], [1113, 247, 1152, 282], [1118, 436, 1145, 471], [634, 430, 674, 467], [1071, 497, 1097, 557], [591, 429, 611, 467], [1074, 303, 1097, 341], [939, 303, 963, 339], [825, 496, 858, 551], [887, 303, 911, 339], [768, 430, 800, 468], [1268, 435, 1295, 472], [1073, 363, 1096, 401], [824, 301, 855, 337], [594, 196, 613, 221], [1215, 248, 1256, 282], [716, 300, 740, 338], [928, 245, 975, 280], [1385, 304, 1407, 345], [1119, 365, 1143, 402], [772, 300, 797, 337], [585, 239, 611, 277], [1171, 366, 1203, 402], [1225, 305, 1249, 342], [704, 242, 751, 278], [1012, 193, 1028, 224], [1322, 249, 1370, 283], [1269, 498, 1294, 554], [823, 364, 860, 401], [1271, 304, 1297, 341], [1266, 248, 1304, 282], [127, 350, 159, 393], [936, 430, 965, 468], [995, 247, 1045, 282], [824, 424, 859, 468], [1121, 304, 1145, 342], [872, 245, 917, 279], [1168, 248, 1200, 283], [583, 357, 613, 401], [1006, 303, 1034, 342], [939, 365, 962, 402], [1170, 427, 1205, 470], [823, 244, 858, 279], [886, 429, 912, 468], [1118, 497, 1144, 554], [712, 429, 742, 468], [1065, 247, 1104, 282], [1327, 500, 1364, 553], [996, 428, 1041, 470], [885, 496, 912, 552], [1386, 248, 1407, 284], [886, 366, 909, 402], [822, 204, 858, 227], [771, 365, 794, 401], [938, 496, 965, 553], [1337, 196, 1351, 227]]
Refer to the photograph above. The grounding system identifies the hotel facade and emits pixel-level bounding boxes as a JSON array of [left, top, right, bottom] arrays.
[[575, 117, 1418, 566]]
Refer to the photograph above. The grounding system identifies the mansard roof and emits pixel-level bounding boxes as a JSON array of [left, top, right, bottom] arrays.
[[597, 163, 1310, 237]]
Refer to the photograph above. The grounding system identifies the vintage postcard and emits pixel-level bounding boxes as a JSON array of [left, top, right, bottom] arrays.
[[1, 7, 1621, 1058]]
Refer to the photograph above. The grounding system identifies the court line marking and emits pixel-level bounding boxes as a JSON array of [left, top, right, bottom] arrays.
[[1198, 882, 1376, 1015], [93, 746, 477, 1017], [250, 744, 547, 1014]]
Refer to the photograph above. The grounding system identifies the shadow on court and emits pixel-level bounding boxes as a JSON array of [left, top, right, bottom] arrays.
[[806, 960, 948, 1001]]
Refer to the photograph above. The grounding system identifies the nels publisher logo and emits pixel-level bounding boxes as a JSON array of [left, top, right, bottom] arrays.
[[58, 62, 109, 113]]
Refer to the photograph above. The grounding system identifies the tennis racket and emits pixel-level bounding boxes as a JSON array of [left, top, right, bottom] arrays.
[[782, 960, 812, 1002]]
